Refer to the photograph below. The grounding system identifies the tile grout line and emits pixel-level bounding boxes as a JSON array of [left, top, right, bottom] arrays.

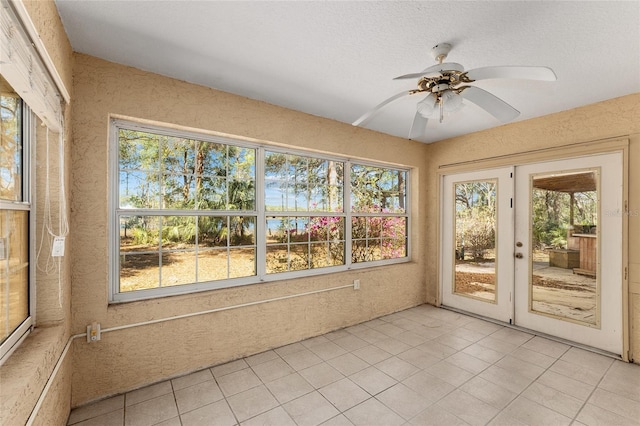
[[568, 358, 616, 425], [472, 332, 560, 425], [68, 306, 635, 426]]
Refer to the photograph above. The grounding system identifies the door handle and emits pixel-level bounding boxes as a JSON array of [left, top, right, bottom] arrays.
[[515, 253, 524, 259]]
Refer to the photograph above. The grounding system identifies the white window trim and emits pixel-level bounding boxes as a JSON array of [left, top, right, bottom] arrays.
[[0, 103, 35, 366], [109, 119, 411, 303]]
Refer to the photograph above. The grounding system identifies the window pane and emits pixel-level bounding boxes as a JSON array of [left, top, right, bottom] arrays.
[[310, 242, 330, 269], [308, 160, 343, 212], [290, 217, 309, 242], [197, 249, 228, 282], [309, 217, 328, 241], [230, 216, 255, 246], [196, 216, 227, 247], [266, 245, 289, 274], [367, 217, 382, 238], [0, 80, 22, 202], [0, 210, 29, 344], [119, 171, 160, 209], [266, 217, 288, 244], [382, 217, 406, 238], [289, 155, 308, 181], [229, 248, 255, 278], [351, 164, 406, 213], [329, 242, 345, 265], [120, 252, 160, 292], [352, 217, 366, 239], [228, 146, 255, 180], [162, 174, 196, 209], [120, 215, 160, 292], [228, 179, 255, 210], [368, 240, 382, 261], [200, 177, 226, 209], [265, 152, 288, 178], [382, 239, 406, 259], [119, 129, 161, 172], [201, 142, 227, 176], [161, 216, 197, 247], [292, 184, 309, 211], [120, 215, 160, 250], [163, 137, 196, 175], [162, 251, 196, 287], [352, 240, 369, 263], [531, 172, 598, 324], [290, 244, 309, 271], [265, 181, 286, 211], [454, 181, 497, 301]]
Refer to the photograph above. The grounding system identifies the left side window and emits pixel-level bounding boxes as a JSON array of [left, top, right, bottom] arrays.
[[0, 75, 31, 362]]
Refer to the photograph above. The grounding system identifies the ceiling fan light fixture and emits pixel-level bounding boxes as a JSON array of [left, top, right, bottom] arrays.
[[442, 90, 463, 112], [417, 93, 437, 117]]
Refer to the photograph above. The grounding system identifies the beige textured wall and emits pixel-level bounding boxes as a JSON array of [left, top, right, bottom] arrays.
[[425, 93, 640, 362], [70, 54, 428, 406], [0, 1, 74, 425]]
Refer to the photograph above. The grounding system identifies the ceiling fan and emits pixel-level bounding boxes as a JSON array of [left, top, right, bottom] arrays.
[[352, 43, 557, 140]]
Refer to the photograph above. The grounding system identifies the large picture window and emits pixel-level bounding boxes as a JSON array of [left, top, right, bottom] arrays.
[[111, 120, 409, 301]]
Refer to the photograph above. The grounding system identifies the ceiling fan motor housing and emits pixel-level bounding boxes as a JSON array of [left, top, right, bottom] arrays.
[[431, 43, 452, 63]]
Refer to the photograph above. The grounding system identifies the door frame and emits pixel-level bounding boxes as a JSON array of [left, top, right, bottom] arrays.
[[436, 137, 630, 360]]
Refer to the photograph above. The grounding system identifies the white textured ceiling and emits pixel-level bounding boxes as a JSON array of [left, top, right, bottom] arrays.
[[54, 1, 640, 143]]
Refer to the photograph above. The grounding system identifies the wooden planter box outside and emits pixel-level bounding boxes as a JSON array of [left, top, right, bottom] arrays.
[[548, 249, 581, 269]]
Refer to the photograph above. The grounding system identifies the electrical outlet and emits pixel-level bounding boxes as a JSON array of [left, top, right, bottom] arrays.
[[86, 322, 101, 342], [353, 279, 360, 290]]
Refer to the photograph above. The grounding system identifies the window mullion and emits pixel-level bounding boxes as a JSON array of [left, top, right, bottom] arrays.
[[345, 160, 352, 269], [256, 147, 266, 278]]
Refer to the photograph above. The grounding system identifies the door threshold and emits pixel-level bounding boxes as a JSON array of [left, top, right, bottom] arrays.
[[440, 304, 623, 361]]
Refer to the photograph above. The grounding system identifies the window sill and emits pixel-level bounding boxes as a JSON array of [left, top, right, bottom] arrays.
[[0, 325, 68, 425]]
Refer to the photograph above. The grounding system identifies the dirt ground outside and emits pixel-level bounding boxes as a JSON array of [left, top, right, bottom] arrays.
[[120, 245, 344, 292]]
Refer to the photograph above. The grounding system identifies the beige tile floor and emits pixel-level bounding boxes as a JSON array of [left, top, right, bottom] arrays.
[[67, 305, 640, 426]]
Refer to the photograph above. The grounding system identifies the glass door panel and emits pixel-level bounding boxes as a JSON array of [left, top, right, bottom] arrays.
[[530, 171, 598, 325], [454, 180, 497, 302]]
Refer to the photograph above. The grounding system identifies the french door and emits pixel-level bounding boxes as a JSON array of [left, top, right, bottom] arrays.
[[441, 152, 624, 355], [441, 167, 514, 323]]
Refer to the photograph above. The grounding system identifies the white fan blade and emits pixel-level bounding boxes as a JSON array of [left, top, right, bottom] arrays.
[[460, 86, 520, 122], [393, 63, 464, 80], [352, 91, 412, 126], [465, 66, 557, 82], [408, 112, 428, 140]]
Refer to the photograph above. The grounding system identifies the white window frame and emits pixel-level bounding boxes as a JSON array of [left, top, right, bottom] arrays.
[[0, 100, 35, 365], [110, 119, 410, 303]]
